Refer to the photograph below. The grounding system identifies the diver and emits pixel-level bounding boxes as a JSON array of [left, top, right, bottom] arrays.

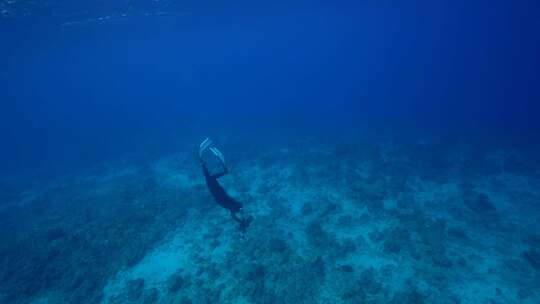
[[198, 138, 253, 234]]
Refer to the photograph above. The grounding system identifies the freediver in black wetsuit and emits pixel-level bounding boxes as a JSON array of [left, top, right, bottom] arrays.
[[198, 138, 253, 234]]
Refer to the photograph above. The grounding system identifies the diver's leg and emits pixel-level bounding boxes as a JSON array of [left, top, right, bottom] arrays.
[[209, 146, 229, 178], [212, 166, 229, 179]]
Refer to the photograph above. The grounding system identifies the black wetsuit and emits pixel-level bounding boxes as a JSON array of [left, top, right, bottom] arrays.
[[202, 163, 243, 212], [201, 162, 252, 233]]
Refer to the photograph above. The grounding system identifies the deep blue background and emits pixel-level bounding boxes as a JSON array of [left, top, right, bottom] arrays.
[[1, 1, 539, 181]]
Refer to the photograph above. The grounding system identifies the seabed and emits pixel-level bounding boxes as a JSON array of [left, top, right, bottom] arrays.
[[1, 139, 539, 303]]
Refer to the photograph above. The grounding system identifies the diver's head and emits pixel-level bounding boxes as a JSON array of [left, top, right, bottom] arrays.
[[233, 201, 244, 213], [239, 215, 253, 233], [228, 205, 241, 214]]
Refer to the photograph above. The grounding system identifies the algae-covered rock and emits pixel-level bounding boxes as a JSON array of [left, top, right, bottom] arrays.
[[522, 249, 540, 270], [126, 278, 144, 302], [382, 227, 411, 254], [142, 288, 159, 304], [167, 272, 185, 293], [464, 192, 496, 213]]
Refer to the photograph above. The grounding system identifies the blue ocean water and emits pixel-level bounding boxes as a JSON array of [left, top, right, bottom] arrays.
[[0, 1, 539, 303]]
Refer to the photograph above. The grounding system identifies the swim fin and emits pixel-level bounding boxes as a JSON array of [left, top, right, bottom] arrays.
[[199, 138, 213, 158], [210, 147, 226, 166]]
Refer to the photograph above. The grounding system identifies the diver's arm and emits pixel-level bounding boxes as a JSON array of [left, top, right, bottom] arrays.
[[231, 211, 253, 234], [230, 211, 241, 223]]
